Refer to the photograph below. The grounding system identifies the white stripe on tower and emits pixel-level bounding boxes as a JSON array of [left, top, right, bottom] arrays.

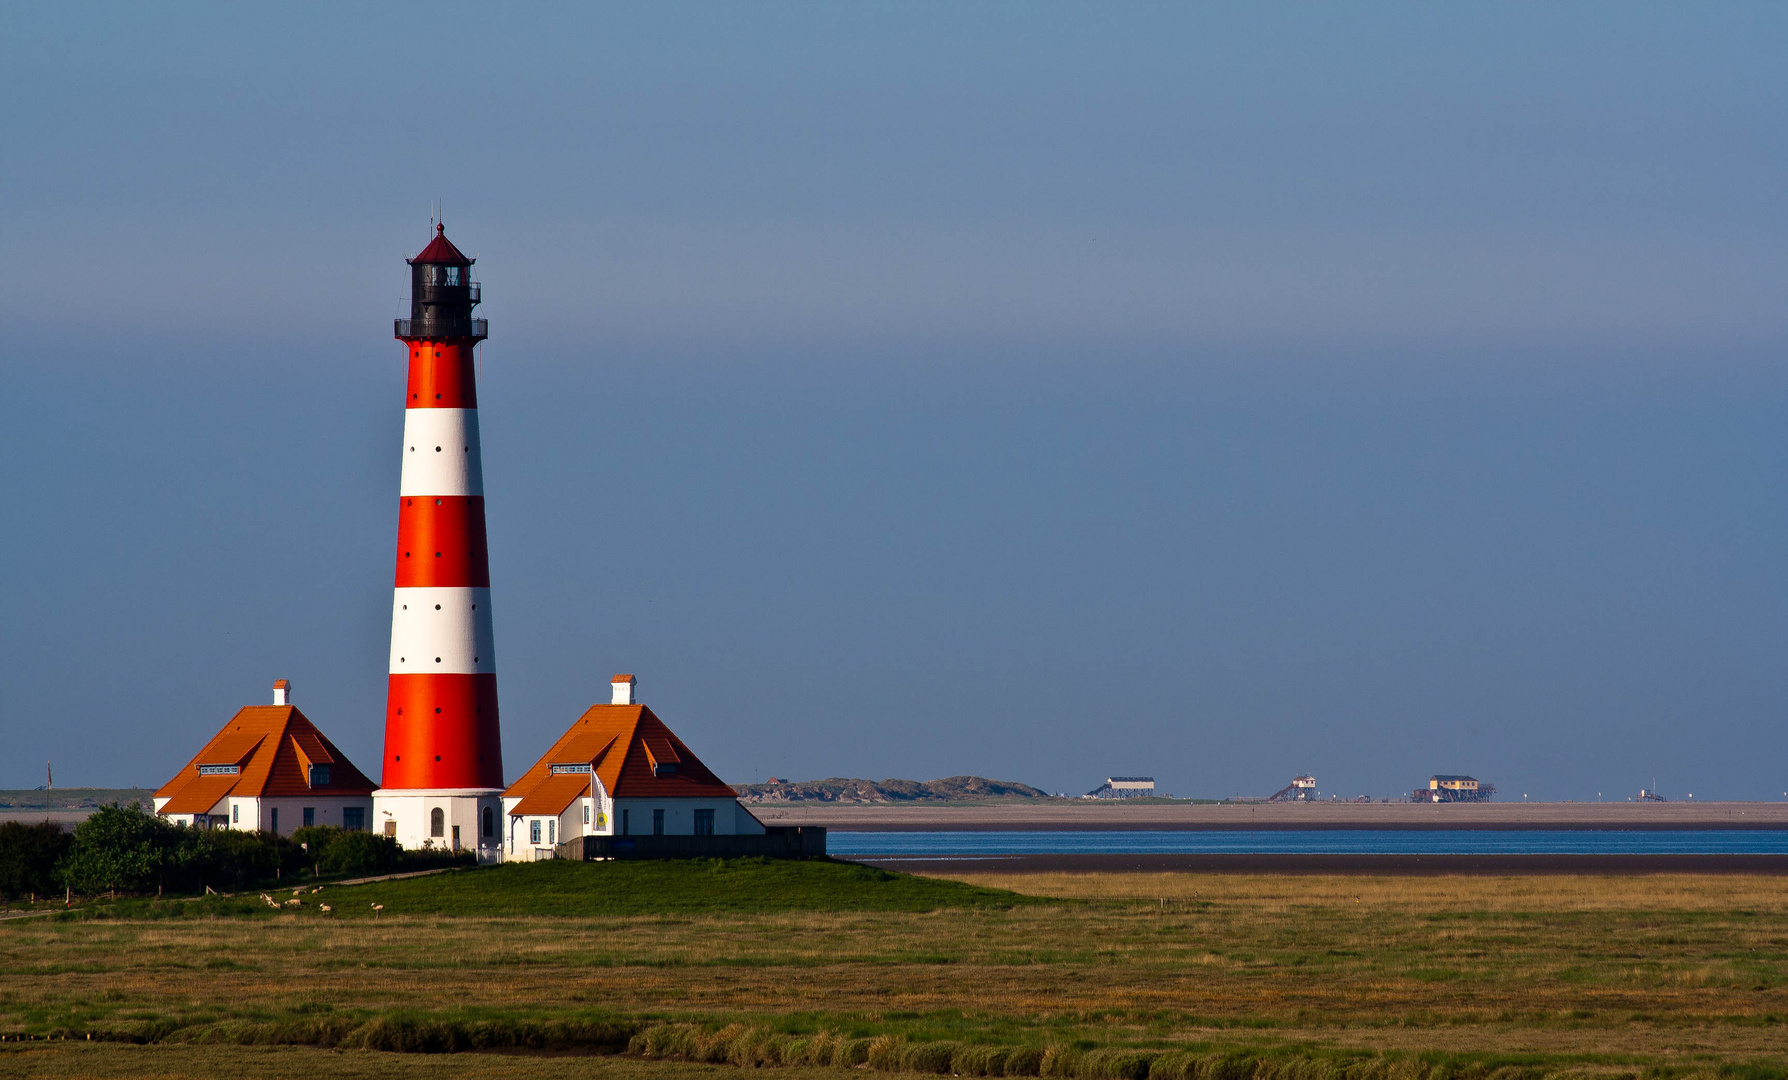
[[399, 409, 484, 496], [389, 587, 497, 673]]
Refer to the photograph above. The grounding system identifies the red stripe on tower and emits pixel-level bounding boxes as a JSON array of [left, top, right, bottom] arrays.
[[373, 224, 505, 859]]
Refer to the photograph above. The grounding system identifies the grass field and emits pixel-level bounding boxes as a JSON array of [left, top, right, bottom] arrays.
[[7, 863, 1788, 1079]]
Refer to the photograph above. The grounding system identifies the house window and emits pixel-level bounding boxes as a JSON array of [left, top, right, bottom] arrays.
[[582, 804, 590, 824], [530, 819, 541, 844], [621, 809, 630, 836], [302, 807, 315, 828], [198, 764, 240, 775], [652, 809, 665, 835], [481, 807, 493, 837], [308, 764, 331, 787], [231, 804, 239, 824], [694, 809, 715, 836], [549, 819, 556, 844], [270, 808, 279, 833], [344, 807, 365, 831], [430, 808, 445, 837], [385, 820, 397, 839]]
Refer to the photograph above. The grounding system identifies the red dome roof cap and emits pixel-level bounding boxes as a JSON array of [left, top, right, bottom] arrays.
[[410, 223, 473, 266]]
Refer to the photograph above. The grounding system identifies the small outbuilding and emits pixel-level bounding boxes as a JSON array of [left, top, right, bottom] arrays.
[[153, 680, 377, 835], [501, 675, 764, 860]]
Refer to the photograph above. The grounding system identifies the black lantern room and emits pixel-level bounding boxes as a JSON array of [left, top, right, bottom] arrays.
[[396, 224, 487, 342]]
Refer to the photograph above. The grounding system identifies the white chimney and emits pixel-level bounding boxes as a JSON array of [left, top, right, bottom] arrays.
[[611, 674, 635, 706], [272, 679, 291, 706]]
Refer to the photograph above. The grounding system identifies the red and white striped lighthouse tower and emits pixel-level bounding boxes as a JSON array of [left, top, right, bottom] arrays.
[[371, 224, 505, 861]]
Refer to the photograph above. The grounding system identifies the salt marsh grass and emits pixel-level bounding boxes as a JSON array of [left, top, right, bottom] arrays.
[[6, 870, 1788, 1077]]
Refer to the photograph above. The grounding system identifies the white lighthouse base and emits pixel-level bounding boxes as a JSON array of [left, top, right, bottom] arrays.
[[373, 788, 505, 865]]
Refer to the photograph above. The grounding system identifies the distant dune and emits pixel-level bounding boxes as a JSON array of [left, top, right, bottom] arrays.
[[733, 775, 1052, 803]]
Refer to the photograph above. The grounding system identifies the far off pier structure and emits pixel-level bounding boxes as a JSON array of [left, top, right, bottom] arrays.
[[1412, 775, 1494, 803]]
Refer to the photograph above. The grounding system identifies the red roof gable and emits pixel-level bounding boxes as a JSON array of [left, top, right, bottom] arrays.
[[504, 703, 738, 813], [410, 223, 472, 266], [156, 705, 376, 816]]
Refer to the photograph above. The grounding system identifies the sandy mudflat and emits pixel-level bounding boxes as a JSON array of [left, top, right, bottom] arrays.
[[859, 852, 1788, 874], [0, 810, 93, 828], [748, 800, 1788, 831]]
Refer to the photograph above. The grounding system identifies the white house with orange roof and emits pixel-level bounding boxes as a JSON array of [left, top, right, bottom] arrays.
[[501, 675, 764, 860], [154, 680, 378, 835]]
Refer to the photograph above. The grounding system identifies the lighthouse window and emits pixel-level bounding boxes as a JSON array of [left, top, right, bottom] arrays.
[[431, 808, 445, 837], [446, 266, 462, 286]]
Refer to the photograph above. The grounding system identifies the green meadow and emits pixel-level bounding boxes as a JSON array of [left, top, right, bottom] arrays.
[[7, 862, 1788, 1080]]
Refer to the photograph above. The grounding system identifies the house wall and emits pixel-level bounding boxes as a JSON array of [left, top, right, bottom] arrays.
[[500, 795, 763, 862], [375, 790, 503, 862], [153, 795, 374, 835], [611, 798, 763, 837], [252, 798, 374, 835]]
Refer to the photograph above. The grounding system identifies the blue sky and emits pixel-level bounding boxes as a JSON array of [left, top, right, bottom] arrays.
[[3, 3, 1785, 800]]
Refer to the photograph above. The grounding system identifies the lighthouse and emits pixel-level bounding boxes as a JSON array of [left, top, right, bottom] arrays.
[[371, 224, 505, 862]]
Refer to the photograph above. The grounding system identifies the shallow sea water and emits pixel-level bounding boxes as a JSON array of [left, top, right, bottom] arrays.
[[829, 829, 1788, 856]]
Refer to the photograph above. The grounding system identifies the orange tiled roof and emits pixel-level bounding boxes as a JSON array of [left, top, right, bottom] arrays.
[[509, 771, 593, 817], [155, 705, 375, 818], [159, 773, 244, 816], [503, 704, 738, 811]]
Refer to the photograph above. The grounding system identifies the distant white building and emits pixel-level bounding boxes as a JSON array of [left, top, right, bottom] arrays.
[[154, 680, 377, 835], [1084, 776, 1155, 799], [501, 675, 765, 860]]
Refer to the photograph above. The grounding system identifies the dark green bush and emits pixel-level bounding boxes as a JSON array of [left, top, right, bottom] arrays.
[[57, 803, 308, 896], [184, 825, 295, 890], [292, 826, 400, 876], [0, 820, 71, 899], [57, 804, 183, 894]]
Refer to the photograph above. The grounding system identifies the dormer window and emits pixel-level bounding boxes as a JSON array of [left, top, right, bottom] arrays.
[[550, 763, 592, 774], [653, 762, 677, 777], [198, 764, 240, 776], [308, 764, 331, 787]]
